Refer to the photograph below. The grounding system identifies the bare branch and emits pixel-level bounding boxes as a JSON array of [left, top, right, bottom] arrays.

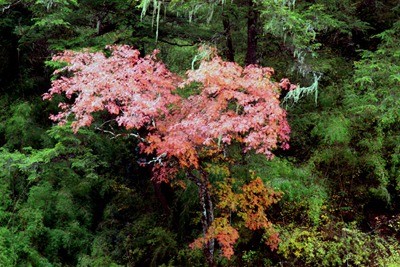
[[94, 125, 149, 143], [146, 153, 168, 166], [2, 0, 21, 12]]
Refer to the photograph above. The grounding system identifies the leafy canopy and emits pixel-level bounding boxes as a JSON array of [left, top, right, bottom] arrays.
[[44, 44, 291, 182], [43, 45, 293, 259]]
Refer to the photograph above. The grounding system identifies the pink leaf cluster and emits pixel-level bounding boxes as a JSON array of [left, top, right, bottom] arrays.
[[43, 45, 180, 133], [178, 57, 291, 160], [44, 45, 292, 182]]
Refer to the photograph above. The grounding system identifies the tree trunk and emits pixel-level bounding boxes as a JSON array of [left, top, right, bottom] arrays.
[[149, 165, 180, 229], [246, 0, 258, 66], [200, 179, 215, 267], [186, 167, 216, 267], [222, 14, 235, 62], [152, 180, 171, 215]]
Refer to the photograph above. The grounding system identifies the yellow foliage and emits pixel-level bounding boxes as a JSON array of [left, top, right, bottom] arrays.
[[277, 220, 400, 266]]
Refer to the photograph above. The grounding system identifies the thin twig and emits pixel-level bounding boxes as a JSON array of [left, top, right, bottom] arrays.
[[94, 125, 149, 143]]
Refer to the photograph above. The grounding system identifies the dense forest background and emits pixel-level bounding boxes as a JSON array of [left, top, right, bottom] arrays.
[[1, 0, 400, 266]]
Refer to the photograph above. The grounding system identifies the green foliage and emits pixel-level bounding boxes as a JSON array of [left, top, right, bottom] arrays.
[[245, 155, 327, 226], [277, 221, 400, 266], [331, 16, 400, 205], [311, 112, 352, 145], [158, 43, 198, 74], [77, 236, 123, 266], [0, 125, 111, 265], [260, 0, 369, 75], [0, 101, 45, 151], [348, 20, 400, 132]]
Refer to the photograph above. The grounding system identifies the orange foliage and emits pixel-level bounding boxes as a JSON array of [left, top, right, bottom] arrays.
[[200, 172, 282, 257], [190, 217, 239, 260]]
